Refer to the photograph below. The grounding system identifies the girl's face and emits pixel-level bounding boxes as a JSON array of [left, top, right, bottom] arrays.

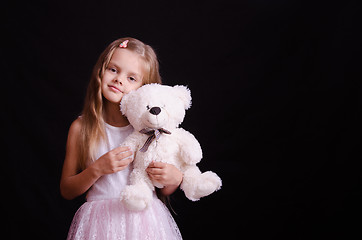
[[101, 48, 144, 104]]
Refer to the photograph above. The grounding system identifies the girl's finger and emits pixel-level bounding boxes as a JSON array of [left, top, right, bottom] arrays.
[[117, 156, 133, 167], [148, 161, 165, 169], [148, 173, 161, 181], [148, 173, 155, 180], [147, 167, 163, 175], [148, 161, 155, 168], [112, 145, 131, 155], [115, 150, 133, 161]]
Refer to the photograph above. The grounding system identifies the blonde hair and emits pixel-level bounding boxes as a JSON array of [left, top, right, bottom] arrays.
[[78, 37, 162, 170]]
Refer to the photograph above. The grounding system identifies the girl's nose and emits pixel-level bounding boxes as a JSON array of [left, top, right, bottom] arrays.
[[114, 78, 123, 84]]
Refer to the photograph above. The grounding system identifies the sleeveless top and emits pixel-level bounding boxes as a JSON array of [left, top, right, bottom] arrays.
[[86, 123, 134, 202]]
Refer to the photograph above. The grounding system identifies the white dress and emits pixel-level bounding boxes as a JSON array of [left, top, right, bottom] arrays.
[[67, 123, 182, 240]]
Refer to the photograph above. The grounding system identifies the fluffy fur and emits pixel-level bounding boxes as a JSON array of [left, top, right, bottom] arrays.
[[119, 84, 222, 211]]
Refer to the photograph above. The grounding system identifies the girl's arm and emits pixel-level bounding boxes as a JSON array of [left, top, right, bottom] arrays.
[[146, 161, 183, 196], [60, 118, 133, 200], [60, 119, 98, 200]]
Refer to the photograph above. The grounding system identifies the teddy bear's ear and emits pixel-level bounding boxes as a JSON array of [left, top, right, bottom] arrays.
[[120, 89, 135, 116], [173, 85, 192, 110]]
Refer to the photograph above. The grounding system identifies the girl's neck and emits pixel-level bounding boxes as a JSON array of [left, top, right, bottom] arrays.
[[103, 101, 129, 127]]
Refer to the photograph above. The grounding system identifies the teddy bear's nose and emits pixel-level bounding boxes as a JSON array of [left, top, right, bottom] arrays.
[[149, 107, 161, 115]]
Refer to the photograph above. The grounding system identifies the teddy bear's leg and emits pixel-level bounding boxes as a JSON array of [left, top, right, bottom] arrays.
[[120, 169, 154, 211], [181, 166, 222, 201]]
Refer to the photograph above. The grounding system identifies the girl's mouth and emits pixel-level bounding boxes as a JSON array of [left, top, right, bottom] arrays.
[[109, 85, 122, 93]]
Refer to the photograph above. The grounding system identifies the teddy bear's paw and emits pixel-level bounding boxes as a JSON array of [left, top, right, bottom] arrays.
[[120, 185, 152, 211], [194, 171, 222, 199], [123, 198, 148, 211], [182, 171, 222, 201], [152, 180, 164, 189]]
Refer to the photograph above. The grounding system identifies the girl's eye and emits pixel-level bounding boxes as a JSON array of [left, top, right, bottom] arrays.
[[109, 67, 117, 73], [128, 76, 136, 81]]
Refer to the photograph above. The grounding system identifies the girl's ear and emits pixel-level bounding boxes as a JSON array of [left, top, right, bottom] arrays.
[[173, 85, 192, 110]]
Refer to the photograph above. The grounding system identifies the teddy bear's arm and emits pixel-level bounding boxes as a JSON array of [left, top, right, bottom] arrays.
[[174, 128, 203, 165]]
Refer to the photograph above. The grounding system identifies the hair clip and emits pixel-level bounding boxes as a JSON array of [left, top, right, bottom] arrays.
[[119, 40, 129, 48]]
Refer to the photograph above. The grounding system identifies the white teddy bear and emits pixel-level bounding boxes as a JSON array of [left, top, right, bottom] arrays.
[[119, 83, 222, 211]]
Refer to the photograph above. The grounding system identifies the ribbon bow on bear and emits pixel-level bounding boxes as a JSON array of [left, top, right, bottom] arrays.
[[139, 128, 171, 152]]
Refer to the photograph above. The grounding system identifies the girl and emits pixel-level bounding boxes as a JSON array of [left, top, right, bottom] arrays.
[[61, 37, 183, 239]]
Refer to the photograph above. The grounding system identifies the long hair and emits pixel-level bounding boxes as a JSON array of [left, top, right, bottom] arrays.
[[78, 37, 162, 170]]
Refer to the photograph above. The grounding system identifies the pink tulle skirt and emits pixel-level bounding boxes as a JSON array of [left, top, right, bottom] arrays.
[[67, 197, 182, 240]]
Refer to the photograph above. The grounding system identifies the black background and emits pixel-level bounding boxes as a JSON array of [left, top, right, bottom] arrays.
[[3, 0, 362, 239]]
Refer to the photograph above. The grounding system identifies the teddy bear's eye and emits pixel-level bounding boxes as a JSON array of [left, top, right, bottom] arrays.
[[146, 105, 150, 110]]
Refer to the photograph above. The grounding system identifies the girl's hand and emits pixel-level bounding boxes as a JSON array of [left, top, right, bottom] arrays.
[[146, 161, 183, 195], [91, 146, 133, 177]]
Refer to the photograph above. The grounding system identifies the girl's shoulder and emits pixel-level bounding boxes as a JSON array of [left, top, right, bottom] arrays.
[[68, 117, 83, 138]]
